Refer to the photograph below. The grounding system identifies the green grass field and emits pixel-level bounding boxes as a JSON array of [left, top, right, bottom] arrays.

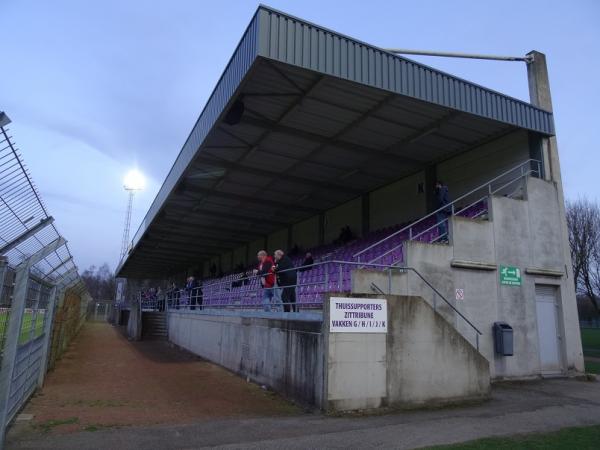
[[0, 309, 46, 348], [581, 328, 600, 374], [425, 424, 600, 449], [581, 328, 600, 350]]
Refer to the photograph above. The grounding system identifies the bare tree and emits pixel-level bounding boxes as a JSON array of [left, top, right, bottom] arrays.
[[567, 198, 600, 312], [81, 263, 116, 301]]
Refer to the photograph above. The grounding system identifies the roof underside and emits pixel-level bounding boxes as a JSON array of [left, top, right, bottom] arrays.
[[117, 6, 554, 278]]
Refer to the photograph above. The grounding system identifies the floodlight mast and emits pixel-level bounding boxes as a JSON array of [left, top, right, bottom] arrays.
[[120, 170, 145, 262], [120, 188, 136, 261]]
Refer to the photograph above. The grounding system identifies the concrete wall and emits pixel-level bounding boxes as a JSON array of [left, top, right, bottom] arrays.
[[292, 216, 320, 250], [370, 170, 426, 230], [233, 245, 247, 268], [385, 295, 490, 406], [385, 176, 585, 378], [169, 295, 490, 412], [324, 197, 362, 243], [168, 311, 325, 407], [267, 228, 288, 253], [248, 237, 266, 265], [437, 130, 530, 198], [323, 294, 490, 411]]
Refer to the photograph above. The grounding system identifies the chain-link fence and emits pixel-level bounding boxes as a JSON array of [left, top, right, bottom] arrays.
[[0, 112, 92, 445]]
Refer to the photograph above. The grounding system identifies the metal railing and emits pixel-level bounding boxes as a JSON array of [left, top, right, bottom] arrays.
[[148, 260, 482, 348], [0, 112, 92, 445], [354, 159, 542, 265]]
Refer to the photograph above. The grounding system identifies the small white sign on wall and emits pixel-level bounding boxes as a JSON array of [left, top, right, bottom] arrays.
[[329, 297, 387, 333], [455, 288, 464, 300]]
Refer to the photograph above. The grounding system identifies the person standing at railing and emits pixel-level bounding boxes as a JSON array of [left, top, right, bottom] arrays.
[[186, 276, 199, 311], [434, 180, 451, 243], [299, 252, 314, 272], [274, 249, 297, 313], [253, 250, 277, 312]]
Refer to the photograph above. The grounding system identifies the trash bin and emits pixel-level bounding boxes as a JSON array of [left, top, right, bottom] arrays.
[[493, 322, 513, 356]]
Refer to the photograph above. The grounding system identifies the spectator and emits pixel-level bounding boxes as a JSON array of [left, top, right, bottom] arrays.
[[156, 287, 164, 311], [253, 250, 278, 312], [338, 225, 354, 244], [434, 180, 451, 242], [299, 252, 314, 272], [170, 282, 180, 309], [186, 276, 200, 310], [274, 249, 298, 312]]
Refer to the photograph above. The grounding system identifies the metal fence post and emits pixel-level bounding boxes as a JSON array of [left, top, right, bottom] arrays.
[[37, 285, 58, 388], [0, 264, 30, 444], [0, 257, 7, 303]]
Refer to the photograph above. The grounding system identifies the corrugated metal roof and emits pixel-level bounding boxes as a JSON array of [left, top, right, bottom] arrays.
[[117, 5, 555, 277], [256, 6, 554, 135]]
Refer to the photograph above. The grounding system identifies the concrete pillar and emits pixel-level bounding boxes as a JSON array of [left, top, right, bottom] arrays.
[[425, 165, 437, 212], [526, 50, 583, 371], [318, 213, 325, 245], [361, 194, 370, 237], [527, 51, 555, 182], [287, 226, 293, 251]]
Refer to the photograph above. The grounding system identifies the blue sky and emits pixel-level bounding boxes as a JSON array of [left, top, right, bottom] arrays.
[[1, 0, 599, 271]]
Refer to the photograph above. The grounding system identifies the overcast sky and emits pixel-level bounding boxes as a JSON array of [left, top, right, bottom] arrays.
[[1, 0, 599, 272]]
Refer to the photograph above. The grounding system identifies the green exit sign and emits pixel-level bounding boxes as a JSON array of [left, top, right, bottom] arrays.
[[500, 265, 522, 286]]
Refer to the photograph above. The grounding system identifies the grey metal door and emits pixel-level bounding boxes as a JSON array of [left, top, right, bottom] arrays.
[[535, 285, 562, 374]]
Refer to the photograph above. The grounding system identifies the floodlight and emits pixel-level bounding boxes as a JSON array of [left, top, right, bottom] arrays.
[[123, 169, 145, 191]]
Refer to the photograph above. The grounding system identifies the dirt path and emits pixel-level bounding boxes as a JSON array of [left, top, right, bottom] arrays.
[[7, 379, 600, 449], [8, 322, 299, 438]]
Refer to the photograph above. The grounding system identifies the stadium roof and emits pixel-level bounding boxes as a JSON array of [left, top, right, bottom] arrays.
[[117, 5, 554, 278]]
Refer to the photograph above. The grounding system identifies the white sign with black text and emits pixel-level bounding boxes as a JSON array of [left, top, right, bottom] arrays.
[[329, 297, 388, 333]]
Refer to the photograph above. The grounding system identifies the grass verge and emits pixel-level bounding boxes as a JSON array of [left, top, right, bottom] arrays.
[[423, 424, 600, 449]]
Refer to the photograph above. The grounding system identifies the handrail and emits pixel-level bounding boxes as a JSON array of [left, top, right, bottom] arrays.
[[157, 259, 482, 337], [368, 165, 539, 265], [353, 159, 541, 260]]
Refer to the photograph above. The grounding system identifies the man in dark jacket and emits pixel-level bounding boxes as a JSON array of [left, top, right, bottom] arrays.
[[299, 252, 314, 272], [274, 250, 298, 312], [186, 276, 202, 310], [434, 180, 451, 242]]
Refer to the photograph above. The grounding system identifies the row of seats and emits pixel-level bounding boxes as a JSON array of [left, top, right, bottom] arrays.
[[198, 200, 487, 309]]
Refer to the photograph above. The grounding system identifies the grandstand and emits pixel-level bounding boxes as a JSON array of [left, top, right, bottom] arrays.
[[116, 6, 583, 410]]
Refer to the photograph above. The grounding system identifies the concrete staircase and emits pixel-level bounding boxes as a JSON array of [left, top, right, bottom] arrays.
[[142, 311, 167, 340]]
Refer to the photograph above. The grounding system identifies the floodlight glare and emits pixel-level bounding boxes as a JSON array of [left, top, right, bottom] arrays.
[[123, 169, 145, 191]]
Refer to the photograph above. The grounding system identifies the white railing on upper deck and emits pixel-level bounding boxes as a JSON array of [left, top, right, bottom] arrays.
[[354, 159, 542, 264]]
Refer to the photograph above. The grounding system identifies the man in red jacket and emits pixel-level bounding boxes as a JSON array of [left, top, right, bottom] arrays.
[[253, 250, 277, 312]]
